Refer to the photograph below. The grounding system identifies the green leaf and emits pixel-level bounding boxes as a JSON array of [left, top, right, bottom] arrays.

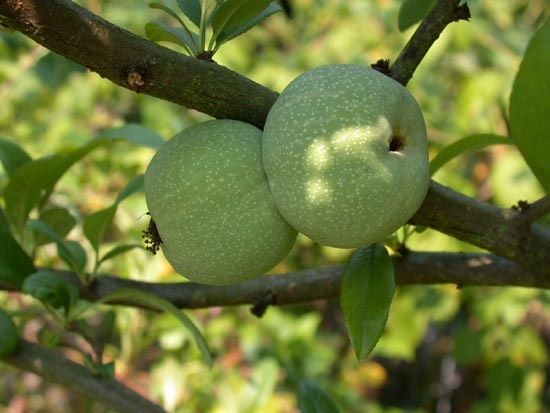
[[116, 174, 145, 203], [58, 241, 87, 275], [340, 244, 395, 361], [148, 2, 199, 52], [96, 124, 165, 150], [430, 133, 511, 176], [0, 309, 18, 357], [83, 205, 117, 253], [22, 270, 79, 315], [0, 208, 9, 233], [297, 380, 341, 413], [4, 156, 61, 231], [34, 207, 77, 247], [214, 2, 282, 47], [98, 244, 144, 267], [145, 22, 198, 55], [5, 140, 106, 231], [397, 0, 436, 31], [0, 226, 36, 289], [211, 0, 272, 45], [4, 128, 161, 232], [0, 136, 32, 177], [27, 220, 85, 274], [509, 20, 550, 193], [98, 289, 212, 368], [149, 2, 189, 28], [84, 175, 145, 253], [176, 0, 202, 27]]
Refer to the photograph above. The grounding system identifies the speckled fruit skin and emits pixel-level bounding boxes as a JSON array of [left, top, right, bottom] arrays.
[[262, 64, 429, 248], [144, 120, 297, 285]]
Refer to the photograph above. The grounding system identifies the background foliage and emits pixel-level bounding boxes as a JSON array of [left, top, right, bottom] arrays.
[[1, 0, 549, 412]]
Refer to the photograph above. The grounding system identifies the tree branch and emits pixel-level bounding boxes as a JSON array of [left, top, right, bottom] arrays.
[[1, 339, 168, 413], [6, 252, 540, 312], [0, 0, 276, 129], [1, 1, 549, 279], [411, 181, 550, 277], [511, 196, 550, 231], [390, 0, 471, 85]]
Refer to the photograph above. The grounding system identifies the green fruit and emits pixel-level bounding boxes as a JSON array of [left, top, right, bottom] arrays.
[[262, 64, 429, 248], [145, 120, 297, 285]]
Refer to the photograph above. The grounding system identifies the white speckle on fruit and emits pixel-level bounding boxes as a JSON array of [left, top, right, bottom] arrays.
[[262, 64, 429, 248], [307, 140, 331, 170], [306, 178, 330, 203], [145, 120, 298, 285]]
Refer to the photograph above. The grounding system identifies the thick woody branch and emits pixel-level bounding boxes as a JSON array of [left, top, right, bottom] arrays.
[[0, 0, 276, 129], [411, 182, 550, 277], [1, 1, 549, 278], [19, 252, 544, 311], [1, 339, 167, 413]]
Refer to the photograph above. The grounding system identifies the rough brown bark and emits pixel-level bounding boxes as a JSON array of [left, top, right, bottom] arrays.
[[1, 0, 549, 281], [0, 0, 276, 128]]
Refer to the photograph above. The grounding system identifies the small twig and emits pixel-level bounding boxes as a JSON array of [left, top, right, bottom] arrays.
[[2, 339, 168, 413], [390, 0, 471, 86], [511, 196, 550, 231]]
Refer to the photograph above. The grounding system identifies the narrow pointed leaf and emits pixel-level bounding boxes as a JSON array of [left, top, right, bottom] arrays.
[[211, 0, 271, 43], [397, 0, 436, 31], [58, 241, 87, 275], [149, 2, 189, 28], [4, 128, 161, 231], [509, 20, 550, 193], [0, 309, 18, 357], [98, 244, 144, 267], [215, 2, 283, 46], [0, 208, 9, 233], [297, 380, 341, 413], [148, 3, 199, 50], [28, 220, 85, 274], [176, 0, 202, 27], [4, 156, 64, 231], [0, 136, 32, 177], [430, 134, 511, 176], [145, 22, 198, 55], [84, 175, 144, 253], [116, 174, 145, 203], [34, 207, 77, 247], [5, 139, 108, 231], [0, 227, 36, 289], [22, 270, 79, 314], [96, 124, 165, 149], [98, 289, 213, 367], [83, 205, 117, 253], [340, 244, 395, 361]]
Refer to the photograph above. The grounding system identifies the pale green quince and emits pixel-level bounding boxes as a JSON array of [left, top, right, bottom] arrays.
[[145, 119, 297, 285], [262, 64, 429, 248]]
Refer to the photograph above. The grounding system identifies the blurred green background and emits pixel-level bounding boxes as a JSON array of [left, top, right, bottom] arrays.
[[1, 0, 549, 412]]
